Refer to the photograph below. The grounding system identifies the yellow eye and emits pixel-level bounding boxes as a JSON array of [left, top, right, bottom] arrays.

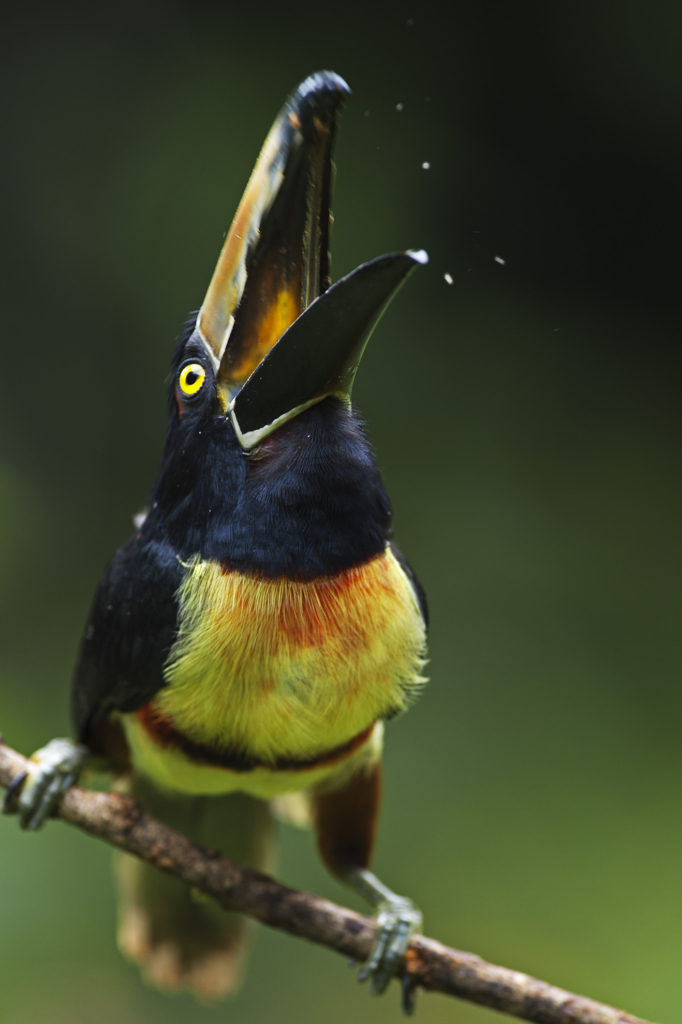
[[178, 362, 206, 396]]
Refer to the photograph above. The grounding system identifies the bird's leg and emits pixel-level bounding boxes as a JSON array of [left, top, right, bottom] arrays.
[[311, 761, 421, 1015], [2, 737, 87, 830], [344, 864, 422, 1013]]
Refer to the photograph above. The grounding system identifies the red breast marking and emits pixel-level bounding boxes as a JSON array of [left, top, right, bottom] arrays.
[[218, 553, 391, 653], [138, 703, 375, 775]]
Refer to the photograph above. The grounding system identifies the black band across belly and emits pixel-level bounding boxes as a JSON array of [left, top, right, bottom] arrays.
[[137, 703, 375, 774]]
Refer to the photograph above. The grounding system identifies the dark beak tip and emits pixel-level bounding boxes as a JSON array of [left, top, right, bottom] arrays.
[[291, 71, 351, 128]]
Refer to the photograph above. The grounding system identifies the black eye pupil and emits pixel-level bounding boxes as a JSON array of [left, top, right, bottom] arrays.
[[186, 372, 198, 386]]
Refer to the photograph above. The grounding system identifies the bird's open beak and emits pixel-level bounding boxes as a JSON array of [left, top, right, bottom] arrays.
[[197, 71, 348, 397], [196, 71, 428, 450], [229, 249, 427, 450]]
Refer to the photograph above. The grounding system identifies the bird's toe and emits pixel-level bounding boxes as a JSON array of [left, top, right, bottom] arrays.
[[358, 897, 421, 1013], [3, 738, 86, 830]]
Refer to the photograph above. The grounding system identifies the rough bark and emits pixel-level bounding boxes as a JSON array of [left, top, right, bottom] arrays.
[[0, 737, 656, 1024]]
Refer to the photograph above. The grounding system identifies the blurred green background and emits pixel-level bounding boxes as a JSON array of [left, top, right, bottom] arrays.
[[1, 2, 682, 1021]]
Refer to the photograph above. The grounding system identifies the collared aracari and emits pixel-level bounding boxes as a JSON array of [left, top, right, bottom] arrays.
[[4, 71, 429, 1013]]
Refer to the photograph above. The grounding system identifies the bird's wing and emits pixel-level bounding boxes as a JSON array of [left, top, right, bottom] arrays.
[[71, 534, 185, 744]]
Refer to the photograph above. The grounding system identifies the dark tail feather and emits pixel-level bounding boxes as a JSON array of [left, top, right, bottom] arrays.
[[116, 775, 275, 1003]]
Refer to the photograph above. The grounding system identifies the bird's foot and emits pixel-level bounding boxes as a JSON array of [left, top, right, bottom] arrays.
[[358, 895, 422, 1014], [2, 738, 86, 830]]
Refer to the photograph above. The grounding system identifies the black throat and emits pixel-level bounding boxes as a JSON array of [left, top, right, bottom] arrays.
[[142, 396, 392, 580]]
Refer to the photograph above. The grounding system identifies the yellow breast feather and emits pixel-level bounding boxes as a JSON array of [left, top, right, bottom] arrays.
[[150, 546, 427, 764]]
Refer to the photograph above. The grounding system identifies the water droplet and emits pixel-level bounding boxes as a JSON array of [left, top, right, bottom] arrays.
[[396, 102, 404, 112], [444, 273, 453, 285], [494, 255, 506, 265], [421, 161, 430, 170]]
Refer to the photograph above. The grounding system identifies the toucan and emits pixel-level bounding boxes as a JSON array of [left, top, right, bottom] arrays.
[[3, 71, 429, 1013]]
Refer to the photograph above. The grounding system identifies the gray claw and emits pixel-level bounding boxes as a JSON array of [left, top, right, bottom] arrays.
[[2, 770, 28, 813], [402, 972, 416, 1016], [3, 738, 86, 830], [358, 897, 422, 1001]]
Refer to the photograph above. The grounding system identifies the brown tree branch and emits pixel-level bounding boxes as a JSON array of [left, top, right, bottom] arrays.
[[0, 736, 656, 1024]]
